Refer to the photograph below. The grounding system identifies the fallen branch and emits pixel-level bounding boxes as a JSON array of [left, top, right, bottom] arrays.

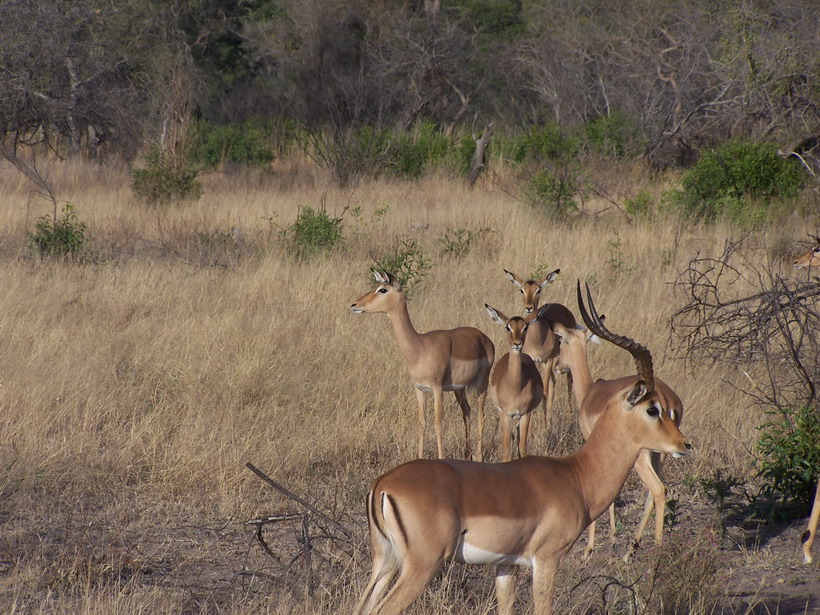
[[245, 462, 353, 540]]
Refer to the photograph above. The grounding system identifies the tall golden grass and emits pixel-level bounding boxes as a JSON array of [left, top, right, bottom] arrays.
[[0, 158, 814, 613]]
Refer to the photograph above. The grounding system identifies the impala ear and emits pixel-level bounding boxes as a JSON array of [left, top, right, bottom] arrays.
[[626, 381, 649, 407], [539, 268, 560, 288], [504, 269, 524, 288], [373, 270, 388, 283], [485, 304, 507, 326]]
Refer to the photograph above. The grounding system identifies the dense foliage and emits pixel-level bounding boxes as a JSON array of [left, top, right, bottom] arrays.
[[1, 0, 817, 169]]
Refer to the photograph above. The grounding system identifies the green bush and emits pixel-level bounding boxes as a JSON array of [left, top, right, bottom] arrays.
[[755, 405, 820, 520], [582, 112, 644, 158], [372, 239, 432, 297], [287, 206, 343, 259], [439, 227, 491, 258], [512, 123, 579, 163], [189, 118, 276, 169], [625, 191, 653, 218], [28, 203, 87, 259], [674, 140, 806, 222], [131, 146, 203, 205], [389, 122, 451, 179], [523, 167, 579, 219]]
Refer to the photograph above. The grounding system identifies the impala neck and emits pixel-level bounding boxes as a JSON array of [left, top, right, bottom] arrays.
[[507, 349, 524, 381], [566, 343, 594, 407], [385, 295, 423, 359], [570, 408, 642, 520]]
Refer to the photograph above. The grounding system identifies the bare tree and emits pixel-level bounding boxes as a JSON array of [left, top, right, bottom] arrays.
[[671, 236, 820, 410]]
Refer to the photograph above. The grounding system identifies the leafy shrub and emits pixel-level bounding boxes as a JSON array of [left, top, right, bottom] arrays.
[[512, 123, 579, 163], [189, 118, 275, 169], [28, 203, 87, 259], [523, 167, 579, 219], [582, 112, 644, 158], [454, 133, 477, 178], [287, 206, 343, 259], [625, 191, 653, 218], [372, 239, 432, 296], [439, 227, 491, 258], [390, 122, 451, 179], [673, 140, 806, 222], [755, 405, 820, 520], [314, 126, 394, 186], [131, 146, 203, 205]]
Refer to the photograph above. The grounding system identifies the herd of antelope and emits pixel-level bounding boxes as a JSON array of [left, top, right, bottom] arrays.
[[346, 235, 820, 615]]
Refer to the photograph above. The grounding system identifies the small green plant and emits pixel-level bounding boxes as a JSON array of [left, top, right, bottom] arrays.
[[372, 239, 432, 297], [606, 228, 634, 277], [28, 203, 87, 259], [131, 146, 203, 205], [524, 168, 579, 219], [625, 191, 653, 218], [287, 206, 343, 259], [439, 227, 490, 258], [755, 405, 820, 520]]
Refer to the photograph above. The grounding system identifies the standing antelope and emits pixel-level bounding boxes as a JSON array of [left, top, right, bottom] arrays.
[[793, 237, 820, 564], [504, 269, 576, 428], [351, 271, 495, 461], [485, 305, 544, 461], [354, 284, 691, 615], [552, 282, 684, 559], [794, 234, 820, 270]]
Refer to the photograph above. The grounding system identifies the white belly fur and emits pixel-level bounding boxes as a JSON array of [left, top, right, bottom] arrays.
[[455, 540, 531, 567]]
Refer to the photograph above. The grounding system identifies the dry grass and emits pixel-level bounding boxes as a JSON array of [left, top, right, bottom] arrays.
[[0, 159, 816, 613]]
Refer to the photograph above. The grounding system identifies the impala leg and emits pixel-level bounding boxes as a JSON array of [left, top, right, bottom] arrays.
[[501, 413, 513, 463], [583, 520, 596, 558], [432, 386, 445, 459], [532, 555, 560, 615], [354, 550, 399, 615], [370, 556, 444, 615], [494, 564, 517, 615], [608, 502, 617, 540], [414, 388, 426, 459], [475, 389, 487, 462], [802, 476, 820, 564], [544, 357, 556, 421], [625, 451, 666, 561], [519, 412, 532, 458], [453, 389, 472, 460]]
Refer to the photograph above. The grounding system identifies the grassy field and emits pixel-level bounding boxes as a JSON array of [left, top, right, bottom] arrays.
[[0, 159, 817, 614]]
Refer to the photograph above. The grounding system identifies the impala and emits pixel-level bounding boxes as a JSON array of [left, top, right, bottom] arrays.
[[354, 284, 691, 615], [351, 271, 495, 461], [552, 282, 684, 559], [794, 234, 820, 269], [485, 304, 544, 461], [504, 268, 577, 427], [793, 240, 820, 564]]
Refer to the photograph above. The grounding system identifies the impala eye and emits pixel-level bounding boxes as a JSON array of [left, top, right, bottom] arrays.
[[520, 288, 524, 294], [378, 287, 388, 294], [646, 406, 660, 418]]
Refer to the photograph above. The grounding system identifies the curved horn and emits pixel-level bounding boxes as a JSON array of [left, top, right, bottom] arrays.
[[576, 280, 655, 392]]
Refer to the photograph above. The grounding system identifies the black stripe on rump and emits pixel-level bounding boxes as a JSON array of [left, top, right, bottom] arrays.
[[369, 490, 388, 539], [385, 493, 408, 547]]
